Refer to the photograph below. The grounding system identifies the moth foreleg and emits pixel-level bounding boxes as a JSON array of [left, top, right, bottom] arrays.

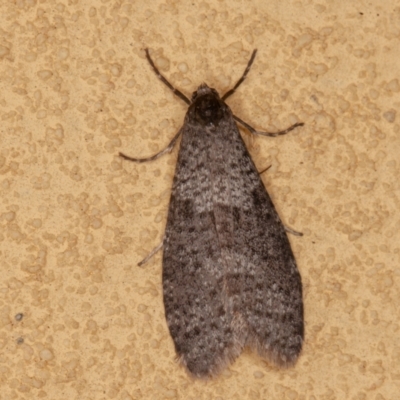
[[234, 115, 304, 138], [119, 128, 183, 163]]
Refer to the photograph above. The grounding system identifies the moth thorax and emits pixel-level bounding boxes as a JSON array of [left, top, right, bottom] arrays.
[[193, 93, 225, 125]]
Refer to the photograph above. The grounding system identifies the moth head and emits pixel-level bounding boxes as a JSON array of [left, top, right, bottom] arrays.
[[190, 84, 226, 126]]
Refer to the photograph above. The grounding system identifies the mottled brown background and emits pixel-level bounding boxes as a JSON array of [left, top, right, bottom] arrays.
[[0, 0, 399, 399]]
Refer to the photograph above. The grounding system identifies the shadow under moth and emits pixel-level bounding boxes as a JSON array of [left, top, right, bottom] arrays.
[[120, 48, 304, 379]]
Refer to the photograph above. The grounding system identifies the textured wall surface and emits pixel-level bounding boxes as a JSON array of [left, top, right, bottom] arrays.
[[0, 1, 399, 399]]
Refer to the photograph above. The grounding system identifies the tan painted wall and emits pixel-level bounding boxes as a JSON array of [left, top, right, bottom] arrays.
[[0, 1, 399, 399]]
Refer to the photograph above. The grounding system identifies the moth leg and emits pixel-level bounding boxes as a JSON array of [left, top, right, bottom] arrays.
[[257, 163, 303, 236], [145, 48, 190, 105], [234, 115, 304, 137], [222, 49, 258, 101], [284, 225, 303, 237], [258, 165, 303, 236], [119, 128, 183, 163], [258, 165, 272, 175], [138, 237, 165, 267]]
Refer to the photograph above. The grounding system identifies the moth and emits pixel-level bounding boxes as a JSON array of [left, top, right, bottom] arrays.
[[120, 48, 304, 378]]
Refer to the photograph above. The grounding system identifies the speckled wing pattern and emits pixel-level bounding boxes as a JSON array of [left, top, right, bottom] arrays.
[[162, 85, 303, 378]]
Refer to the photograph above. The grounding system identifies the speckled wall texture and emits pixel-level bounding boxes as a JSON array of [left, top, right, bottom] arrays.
[[0, 0, 399, 399]]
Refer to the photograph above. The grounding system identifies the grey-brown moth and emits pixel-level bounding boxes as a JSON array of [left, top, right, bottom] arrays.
[[120, 48, 304, 379]]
